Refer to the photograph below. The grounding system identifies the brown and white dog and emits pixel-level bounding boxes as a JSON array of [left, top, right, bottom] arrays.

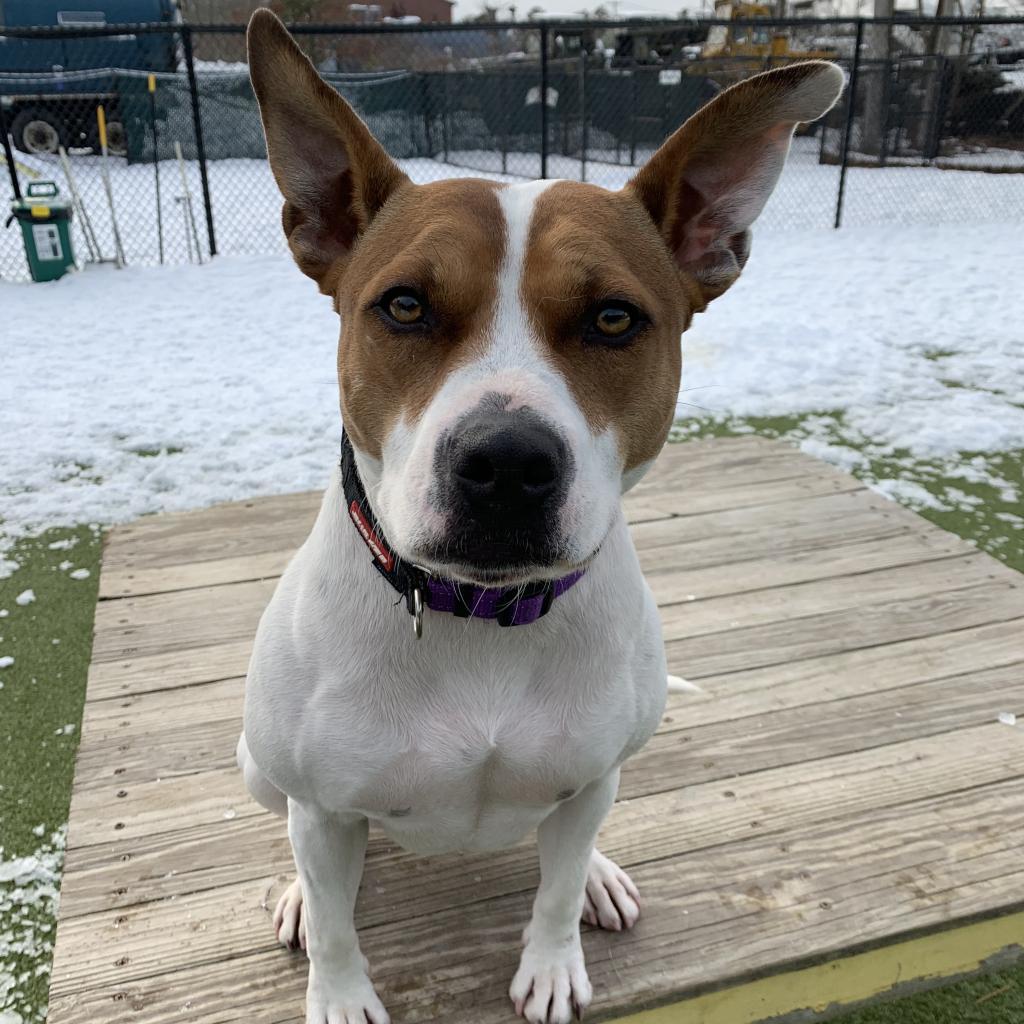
[[237, 11, 842, 1024]]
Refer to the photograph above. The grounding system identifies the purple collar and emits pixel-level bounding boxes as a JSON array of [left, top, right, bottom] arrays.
[[341, 432, 585, 637]]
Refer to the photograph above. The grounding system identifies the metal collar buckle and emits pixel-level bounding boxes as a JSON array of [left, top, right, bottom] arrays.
[[411, 586, 424, 639]]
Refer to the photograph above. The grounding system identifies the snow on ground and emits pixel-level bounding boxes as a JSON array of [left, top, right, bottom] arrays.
[[0, 827, 66, 1024], [2, 139, 1022, 282], [2, 218, 1022, 570]]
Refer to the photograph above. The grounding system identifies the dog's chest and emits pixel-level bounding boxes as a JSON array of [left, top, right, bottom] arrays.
[[301, 672, 638, 853]]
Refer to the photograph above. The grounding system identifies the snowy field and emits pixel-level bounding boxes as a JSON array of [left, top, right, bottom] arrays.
[[2, 217, 1022, 576], [2, 137, 1023, 281]]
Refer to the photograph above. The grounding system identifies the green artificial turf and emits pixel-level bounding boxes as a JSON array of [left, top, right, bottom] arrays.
[[0, 525, 101, 1024], [0, 416, 1020, 1023], [837, 962, 1024, 1023]]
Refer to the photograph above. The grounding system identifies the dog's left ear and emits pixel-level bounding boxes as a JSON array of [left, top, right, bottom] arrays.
[[628, 61, 843, 306]]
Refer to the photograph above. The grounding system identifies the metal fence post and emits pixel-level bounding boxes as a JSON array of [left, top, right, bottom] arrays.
[[420, 73, 434, 157], [0, 100, 22, 200], [540, 24, 549, 180], [579, 49, 588, 183], [182, 25, 217, 258], [834, 17, 864, 230], [442, 64, 451, 164]]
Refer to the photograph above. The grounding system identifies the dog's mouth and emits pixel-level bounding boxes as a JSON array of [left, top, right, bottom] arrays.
[[414, 530, 584, 588]]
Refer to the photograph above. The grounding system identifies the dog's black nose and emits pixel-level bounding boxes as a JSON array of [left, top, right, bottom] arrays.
[[452, 418, 567, 514]]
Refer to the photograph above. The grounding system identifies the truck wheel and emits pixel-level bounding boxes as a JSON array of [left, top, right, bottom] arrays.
[[10, 107, 68, 155], [86, 118, 128, 157]]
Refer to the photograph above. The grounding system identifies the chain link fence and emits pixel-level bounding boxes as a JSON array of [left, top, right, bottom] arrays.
[[2, 16, 1022, 281]]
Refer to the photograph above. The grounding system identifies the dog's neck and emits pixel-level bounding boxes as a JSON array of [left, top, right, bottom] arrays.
[[339, 431, 587, 636]]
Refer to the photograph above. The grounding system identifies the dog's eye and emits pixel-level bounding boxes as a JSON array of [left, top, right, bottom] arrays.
[[374, 288, 429, 330], [596, 307, 633, 337], [585, 302, 644, 346], [386, 291, 424, 325]]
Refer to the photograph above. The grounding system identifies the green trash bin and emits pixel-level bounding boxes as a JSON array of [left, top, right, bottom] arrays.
[[7, 181, 76, 283]]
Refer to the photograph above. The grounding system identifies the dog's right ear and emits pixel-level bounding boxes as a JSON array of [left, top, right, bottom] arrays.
[[247, 9, 409, 293]]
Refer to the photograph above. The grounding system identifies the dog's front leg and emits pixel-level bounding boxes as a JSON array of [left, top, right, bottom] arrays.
[[510, 770, 619, 1024], [288, 799, 389, 1024]]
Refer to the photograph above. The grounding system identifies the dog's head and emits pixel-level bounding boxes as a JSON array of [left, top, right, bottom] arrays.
[[248, 11, 841, 587]]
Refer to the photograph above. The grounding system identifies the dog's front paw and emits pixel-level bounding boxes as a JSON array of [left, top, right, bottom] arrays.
[[274, 878, 306, 951], [306, 963, 390, 1024], [582, 849, 640, 932], [510, 935, 592, 1023]]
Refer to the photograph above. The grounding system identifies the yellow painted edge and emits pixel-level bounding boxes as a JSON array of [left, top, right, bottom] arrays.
[[611, 910, 1024, 1024], [148, 73, 156, 93], [30, 205, 51, 218], [97, 105, 107, 149]]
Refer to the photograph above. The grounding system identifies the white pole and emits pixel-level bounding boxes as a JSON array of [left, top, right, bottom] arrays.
[[175, 140, 204, 266], [57, 145, 101, 263], [97, 105, 126, 267]]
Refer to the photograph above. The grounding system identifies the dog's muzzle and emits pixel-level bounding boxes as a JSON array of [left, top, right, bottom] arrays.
[[433, 407, 573, 573]]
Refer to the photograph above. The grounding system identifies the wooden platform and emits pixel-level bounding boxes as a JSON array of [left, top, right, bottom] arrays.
[[48, 436, 1024, 1024]]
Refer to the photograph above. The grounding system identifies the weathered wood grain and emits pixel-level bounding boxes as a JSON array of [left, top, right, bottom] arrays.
[[49, 775, 1024, 1021], [61, 652, 1024, 917], [70, 557, 1015, 794], [48, 436, 1024, 1024], [54, 719, 1024, 982]]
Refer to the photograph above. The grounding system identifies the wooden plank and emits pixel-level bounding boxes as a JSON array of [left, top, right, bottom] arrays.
[[48, 771, 1024, 1019], [622, 660, 1024, 799], [90, 578, 277, 663], [53, 719, 1024, 971], [102, 490, 322, 556], [99, 549, 296, 601], [68, 561, 1019, 790], [629, 466, 862, 517], [97, 443, 852, 599], [84, 562, 1024, 705], [628, 487, 905, 554], [669, 617, 1024, 728], [90, 507, 978, 668], [67, 765, 255, 849], [666, 576, 1023, 680], [97, 484, 888, 601], [657, 550, 1000, 636], [98, 437, 782, 575], [74, 605, 1024, 801], [60, 652, 1024, 916], [84, 660, 1024, 803], [87, 640, 253, 702]]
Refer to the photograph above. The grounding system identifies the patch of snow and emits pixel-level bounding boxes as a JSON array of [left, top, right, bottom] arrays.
[[13, 591, 34, 607], [798, 439, 868, 473], [0, 827, 66, 1024], [998, 711, 1017, 726], [0, 658, 13, 670], [68, 569, 90, 581], [869, 479, 949, 511]]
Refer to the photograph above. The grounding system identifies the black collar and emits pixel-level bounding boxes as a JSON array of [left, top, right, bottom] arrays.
[[340, 431, 584, 636]]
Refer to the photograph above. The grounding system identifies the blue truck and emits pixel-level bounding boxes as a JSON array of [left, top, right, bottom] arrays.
[[0, 0, 179, 155]]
